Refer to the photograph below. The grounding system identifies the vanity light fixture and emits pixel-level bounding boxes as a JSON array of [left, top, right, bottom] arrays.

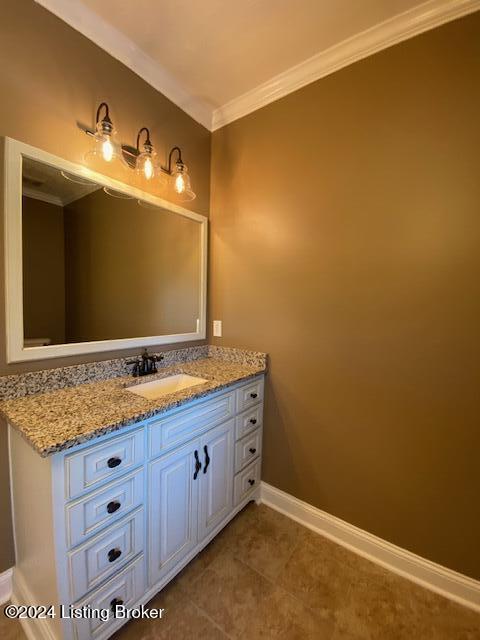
[[83, 103, 196, 201], [85, 102, 119, 163], [163, 146, 196, 202]]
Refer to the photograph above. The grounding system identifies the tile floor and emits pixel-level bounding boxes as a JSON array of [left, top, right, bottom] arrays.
[[2, 503, 479, 639]]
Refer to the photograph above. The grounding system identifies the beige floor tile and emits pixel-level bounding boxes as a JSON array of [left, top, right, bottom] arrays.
[[113, 598, 228, 640], [277, 527, 353, 618], [335, 559, 480, 640], [150, 599, 229, 640], [188, 552, 275, 638], [248, 585, 336, 639], [227, 503, 303, 580], [113, 576, 187, 640], [400, 584, 480, 640], [175, 528, 232, 595]]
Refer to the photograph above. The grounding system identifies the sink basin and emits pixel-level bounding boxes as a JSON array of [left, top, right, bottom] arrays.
[[126, 374, 208, 400]]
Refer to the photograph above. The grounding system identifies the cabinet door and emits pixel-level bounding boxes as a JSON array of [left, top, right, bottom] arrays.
[[148, 439, 200, 587], [198, 419, 234, 542]]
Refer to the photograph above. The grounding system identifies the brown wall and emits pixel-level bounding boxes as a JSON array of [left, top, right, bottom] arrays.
[[23, 197, 66, 344], [210, 13, 480, 580], [64, 190, 200, 341], [0, 0, 210, 570]]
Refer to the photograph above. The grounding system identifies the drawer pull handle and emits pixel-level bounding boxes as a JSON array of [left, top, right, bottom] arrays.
[[248, 479, 256, 486], [107, 457, 122, 469], [250, 393, 258, 399], [107, 500, 121, 514], [249, 447, 257, 455], [249, 418, 257, 425], [108, 548, 122, 563], [110, 597, 124, 614], [203, 445, 210, 474], [193, 450, 202, 480], [110, 598, 123, 613]]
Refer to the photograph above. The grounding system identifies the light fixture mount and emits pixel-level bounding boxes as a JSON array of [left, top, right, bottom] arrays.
[[96, 102, 113, 135], [163, 146, 184, 174], [136, 127, 153, 154]]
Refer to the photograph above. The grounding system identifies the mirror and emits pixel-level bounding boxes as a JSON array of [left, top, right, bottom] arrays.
[[5, 138, 207, 362]]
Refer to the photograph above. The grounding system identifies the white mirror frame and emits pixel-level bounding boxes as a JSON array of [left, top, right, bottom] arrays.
[[3, 137, 207, 363]]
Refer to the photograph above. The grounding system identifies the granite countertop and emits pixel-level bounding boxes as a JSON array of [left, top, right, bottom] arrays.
[[0, 357, 266, 457]]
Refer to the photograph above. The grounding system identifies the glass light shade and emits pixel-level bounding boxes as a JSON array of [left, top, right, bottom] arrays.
[[171, 162, 196, 201], [85, 120, 120, 164], [135, 145, 158, 181]]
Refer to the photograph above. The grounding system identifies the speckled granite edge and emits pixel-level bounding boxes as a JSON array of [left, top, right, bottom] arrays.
[[0, 345, 267, 401], [1, 357, 267, 456]]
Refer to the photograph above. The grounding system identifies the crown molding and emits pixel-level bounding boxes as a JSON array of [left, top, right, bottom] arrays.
[[33, 0, 213, 130], [34, 0, 480, 133], [212, 0, 480, 130]]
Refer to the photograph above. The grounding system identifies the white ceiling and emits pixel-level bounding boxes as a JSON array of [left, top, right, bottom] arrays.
[[35, 0, 480, 130], [80, 0, 421, 107]]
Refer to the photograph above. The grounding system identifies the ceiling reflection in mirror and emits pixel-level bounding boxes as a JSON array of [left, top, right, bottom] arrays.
[[21, 157, 202, 347]]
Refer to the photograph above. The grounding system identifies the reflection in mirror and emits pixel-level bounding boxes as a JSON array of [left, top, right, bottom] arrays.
[[21, 157, 201, 347]]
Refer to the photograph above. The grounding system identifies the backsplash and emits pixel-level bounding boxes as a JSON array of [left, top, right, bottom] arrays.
[[0, 345, 267, 401], [207, 345, 267, 369]]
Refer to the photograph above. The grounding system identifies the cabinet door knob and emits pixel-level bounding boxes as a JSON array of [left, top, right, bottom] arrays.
[[249, 447, 257, 455], [107, 457, 122, 469], [108, 548, 122, 563], [249, 418, 257, 425], [248, 479, 255, 486], [193, 450, 202, 480], [110, 598, 124, 614], [203, 445, 210, 474], [250, 393, 258, 399], [107, 500, 121, 514]]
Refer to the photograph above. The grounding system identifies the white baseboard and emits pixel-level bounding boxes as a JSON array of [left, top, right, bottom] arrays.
[[11, 570, 57, 640], [0, 567, 13, 605], [260, 482, 480, 613]]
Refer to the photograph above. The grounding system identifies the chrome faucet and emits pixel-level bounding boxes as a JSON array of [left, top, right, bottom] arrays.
[[127, 349, 163, 377]]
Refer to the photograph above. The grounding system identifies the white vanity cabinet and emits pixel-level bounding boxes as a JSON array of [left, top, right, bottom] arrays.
[[9, 374, 264, 640], [148, 418, 234, 586], [148, 437, 200, 586]]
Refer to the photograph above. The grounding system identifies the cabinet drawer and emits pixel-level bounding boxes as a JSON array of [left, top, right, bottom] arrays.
[[236, 378, 264, 413], [65, 428, 145, 500], [234, 458, 261, 507], [66, 469, 144, 549], [68, 507, 144, 601], [149, 390, 235, 458], [72, 555, 145, 640], [235, 405, 263, 441], [234, 428, 262, 473]]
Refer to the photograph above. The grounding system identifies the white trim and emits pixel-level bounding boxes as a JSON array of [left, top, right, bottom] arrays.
[[33, 0, 213, 131], [4, 137, 208, 363], [260, 482, 480, 613], [0, 568, 13, 605], [11, 570, 57, 640], [212, 0, 480, 129]]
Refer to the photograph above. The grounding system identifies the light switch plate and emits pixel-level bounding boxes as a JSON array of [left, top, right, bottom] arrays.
[[213, 320, 222, 337]]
